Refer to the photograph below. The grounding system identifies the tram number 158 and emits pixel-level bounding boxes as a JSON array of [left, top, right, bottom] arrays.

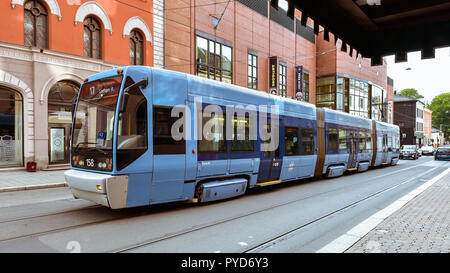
[[86, 159, 94, 167]]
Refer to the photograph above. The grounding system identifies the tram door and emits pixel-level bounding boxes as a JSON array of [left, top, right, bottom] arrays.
[[257, 120, 282, 183], [381, 134, 388, 163], [348, 131, 358, 169]]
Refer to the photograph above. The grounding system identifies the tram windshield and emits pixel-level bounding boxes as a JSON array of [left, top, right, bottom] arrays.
[[71, 76, 122, 170]]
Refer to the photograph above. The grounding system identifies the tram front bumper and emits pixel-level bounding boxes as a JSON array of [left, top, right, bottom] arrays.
[[64, 170, 129, 209]]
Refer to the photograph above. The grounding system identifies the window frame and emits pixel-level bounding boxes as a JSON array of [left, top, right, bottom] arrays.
[[130, 29, 144, 65], [247, 51, 258, 90], [279, 63, 287, 97], [83, 16, 102, 59], [24, 0, 49, 49], [195, 35, 233, 84]]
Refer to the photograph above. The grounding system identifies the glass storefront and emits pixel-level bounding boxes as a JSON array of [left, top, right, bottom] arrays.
[[316, 76, 336, 109], [349, 78, 369, 118], [48, 81, 79, 164], [371, 84, 387, 122], [0, 87, 23, 167], [317, 75, 389, 122]]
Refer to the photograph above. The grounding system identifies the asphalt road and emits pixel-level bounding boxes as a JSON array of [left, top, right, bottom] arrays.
[[0, 156, 448, 253]]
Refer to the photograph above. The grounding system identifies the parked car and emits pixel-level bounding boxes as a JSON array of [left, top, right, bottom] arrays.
[[417, 145, 422, 157], [400, 145, 420, 160], [420, 145, 435, 156], [434, 146, 450, 160]]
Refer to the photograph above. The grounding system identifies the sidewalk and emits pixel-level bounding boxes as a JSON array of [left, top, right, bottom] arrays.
[[346, 168, 450, 253], [0, 169, 67, 192]]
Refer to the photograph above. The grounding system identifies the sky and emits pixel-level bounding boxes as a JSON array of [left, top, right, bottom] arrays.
[[385, 47, 450, 105]]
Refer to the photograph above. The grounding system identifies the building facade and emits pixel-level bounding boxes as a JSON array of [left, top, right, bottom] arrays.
[[0, 0, 155, 170], [393, 95, 426, 146], [423, 108, 432, 145], [164, 0, 393, 123], [165, 0, 317, 103], [315, 31, 392, 122]]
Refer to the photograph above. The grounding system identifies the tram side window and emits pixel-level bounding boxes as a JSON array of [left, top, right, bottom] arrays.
[[301, 128, 314, 155], [198, 108, 227, 153], [339, 129, 347, 150], [153, 106, 185, 155], [285, 127, 299, 156], [388, 135, 393, 151], [377, 136, 383, 152], [231, 114, 254, 152], [117, 78, 148, 170], [366, 133, 372, 150], [359, 131, 366, 151], [328, 127, 338, 151]]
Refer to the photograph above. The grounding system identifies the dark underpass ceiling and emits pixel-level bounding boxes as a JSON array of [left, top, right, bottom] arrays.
[[275, 0, 450, 65]]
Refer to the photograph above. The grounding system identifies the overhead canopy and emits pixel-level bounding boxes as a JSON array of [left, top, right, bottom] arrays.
[[276, 0, 450, 65]]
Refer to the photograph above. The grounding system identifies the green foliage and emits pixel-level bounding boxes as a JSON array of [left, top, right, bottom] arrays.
[[399, 88, 424, 99], [428, 92, 450, 137]]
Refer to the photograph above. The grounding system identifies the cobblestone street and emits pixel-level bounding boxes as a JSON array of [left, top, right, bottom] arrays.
[[347, 168, 450, 253]]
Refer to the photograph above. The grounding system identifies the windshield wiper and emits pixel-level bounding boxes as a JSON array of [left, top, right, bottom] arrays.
[[74, 142, 108, 155]]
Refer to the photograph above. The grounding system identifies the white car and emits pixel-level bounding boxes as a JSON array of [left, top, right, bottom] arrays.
[[421, 145, 435, 155]]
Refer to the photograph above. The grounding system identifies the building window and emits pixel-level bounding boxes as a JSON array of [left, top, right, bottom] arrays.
[[24, 0, 48, 48], [130, 30, 144, 65], [0, 87, 23, 168], [279, 63, 287, 97], [350, 78, 369, 118], [371, 84, 386, 121], [196, 36, 232, 84], [248, 53, 258, 89], [336, 77, 345, 111], [316, 76, 336, 109], [303, 72, 310, 102], [83, 17, 102, 59]]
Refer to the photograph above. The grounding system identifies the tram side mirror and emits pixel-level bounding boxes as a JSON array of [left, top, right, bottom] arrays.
[[119, 79, 148, 113]]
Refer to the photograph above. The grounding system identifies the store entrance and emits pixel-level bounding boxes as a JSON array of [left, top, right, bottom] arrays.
[[47, 80, 79, 165]]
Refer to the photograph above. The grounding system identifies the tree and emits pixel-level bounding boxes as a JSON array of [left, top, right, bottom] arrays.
[[399, 88, 424, 99], [428, 92, 450, 138]]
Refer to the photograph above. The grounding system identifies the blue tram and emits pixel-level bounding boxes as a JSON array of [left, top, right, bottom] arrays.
[[65, 66, 400, 209]]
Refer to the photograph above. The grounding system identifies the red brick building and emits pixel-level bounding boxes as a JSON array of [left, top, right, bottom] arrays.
[[0, 0, 156, 170], [165, 0, 317, 103], [164, 0, 393, 123]]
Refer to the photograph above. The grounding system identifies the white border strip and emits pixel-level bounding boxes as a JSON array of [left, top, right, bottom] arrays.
[[316, 167, 450, 253]]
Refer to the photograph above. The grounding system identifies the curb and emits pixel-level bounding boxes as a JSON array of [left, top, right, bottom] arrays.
[[0, 183, 67, 193]]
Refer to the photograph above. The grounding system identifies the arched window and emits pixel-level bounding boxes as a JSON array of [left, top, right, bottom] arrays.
[[0, 86, 23, 167], [130, 30, 144, 65], [24, 0, 48, 48], [83, 17, 102, 59]]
